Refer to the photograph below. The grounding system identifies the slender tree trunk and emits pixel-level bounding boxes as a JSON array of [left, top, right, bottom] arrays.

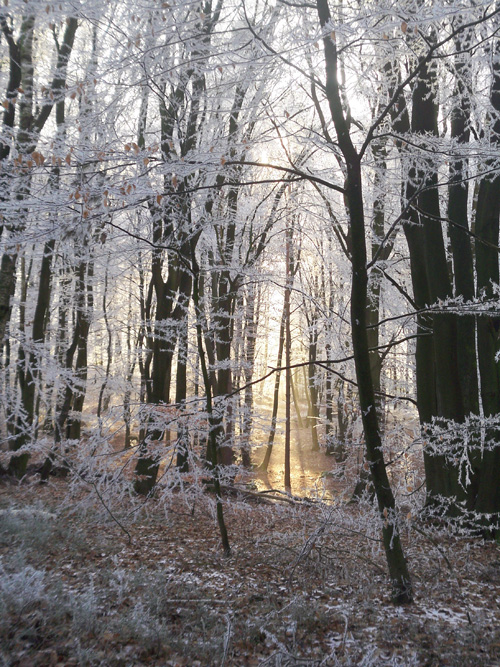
[[175, 306, 190, 472], [259, 230, 299, 473], [258, 307, 285, 472], [317, 0, 412, 602], [66, 245, 95, 441], [9, 239, 55, 476], [284, 227, 292, 491], [306, 319, 320, 452], [123, 274, 137, 449], [97, 261, 113, 420], [324, 280, 335, 440], [192, 251, 230, 556], [240, 282, 259, 467], [290, 370, 303, 429]]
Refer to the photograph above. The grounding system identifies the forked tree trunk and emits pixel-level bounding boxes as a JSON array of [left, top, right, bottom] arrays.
[[412, 58, 465, 506], [40, 249, 93, 481], [0, 15, 77, 345]]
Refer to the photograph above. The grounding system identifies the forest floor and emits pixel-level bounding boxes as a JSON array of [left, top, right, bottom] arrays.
[[1, 469, 500, 667], [0, 448, 500, 667]]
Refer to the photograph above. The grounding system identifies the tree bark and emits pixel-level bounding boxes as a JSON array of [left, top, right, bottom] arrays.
[[8, 239, 55, 476], [258, 303, 286, 472], [0, 15, 77, 344], [192, 249, 230, 556], [317, 0, 412, 603], [473, 41, 500, 520], [284, 226, 292, 491]]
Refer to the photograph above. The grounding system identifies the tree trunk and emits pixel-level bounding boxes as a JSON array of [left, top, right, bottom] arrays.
[[410, 57, 465, 505], [306, 318, 320, 452], [175, 305, 190, 472], [284, 226, 292, 491], [0, 15, 77, 344], [97, 261, 113, 421], [473, 44, 500, 520], [447, 36, 478, 419], [290, 370, 303, 429], [240, 282, 259, 467], [9, 239, 55, 476], [258, 305, 286, 472], [192, 250, 230, 556], [317, 0, 412, 602]]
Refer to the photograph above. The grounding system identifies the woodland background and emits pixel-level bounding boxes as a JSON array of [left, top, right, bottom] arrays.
[[1, 0, 500, 663]]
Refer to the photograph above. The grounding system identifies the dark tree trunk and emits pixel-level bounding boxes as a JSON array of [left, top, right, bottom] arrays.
[[317, 0, 412, 602], [9, 239, 55, 476], [175, 303, 190, 473], [284, 227, 292, 491], [133, 7, 222, 491], [410, 57, 465, 505], [134, 249, 193, 494], [0, 15, 77, 345], [306, 316, 320, 452], [447, 41, 478, 419], [66, 244, 95, 442], [40, 248, 93, 481], [385, 52, 464, 507], [97, 262, 113, 420], [192, 249, 230, 556], [473, 44, 500, 520]]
